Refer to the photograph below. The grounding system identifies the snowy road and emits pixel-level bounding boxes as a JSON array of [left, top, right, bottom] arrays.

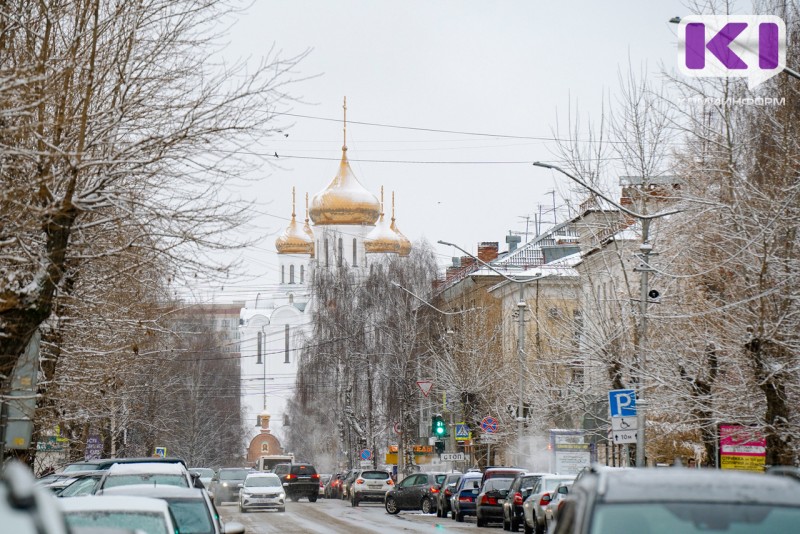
[[218, 497, 485, 533]]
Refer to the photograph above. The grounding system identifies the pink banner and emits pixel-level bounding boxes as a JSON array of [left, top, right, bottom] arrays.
[[719, 424, 766, 457]]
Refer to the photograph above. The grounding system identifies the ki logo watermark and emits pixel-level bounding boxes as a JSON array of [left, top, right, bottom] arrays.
[[678, 15, 786, 89]]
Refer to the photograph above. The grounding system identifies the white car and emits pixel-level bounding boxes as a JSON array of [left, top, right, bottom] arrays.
[[349, 470, 393, 507], [522, 474, 576, 534], [59, 495, 178, 534], [98, 462, 192, 491], [239, 472, 286, 512]]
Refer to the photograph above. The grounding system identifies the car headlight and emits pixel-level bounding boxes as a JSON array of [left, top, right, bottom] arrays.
[[222, 482, 229, 487], [279, 492, 286, 499]]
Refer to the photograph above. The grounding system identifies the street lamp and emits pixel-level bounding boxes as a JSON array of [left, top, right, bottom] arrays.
[[437, 240, 544, 462], [532, 161, 679, 468]]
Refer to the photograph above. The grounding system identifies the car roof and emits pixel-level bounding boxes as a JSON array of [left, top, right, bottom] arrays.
[[218, 467, 251, 471], [245, 472, 280, 478], [97, 485, 206, 499], [64, 458, 187, 470], [106, 462, 187, 474], [588, 468, 800, 505], [58, 495, 172, 512]]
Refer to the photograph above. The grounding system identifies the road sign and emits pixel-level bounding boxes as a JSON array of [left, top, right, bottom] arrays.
[[360, 448, 372, 461], [480, 416, 498, 434], [360, 460, 372, 468], [608, 389, 637, 418], [416, 380, 434, 397], [154, 446, 167, 458], [612, 429, 637, 444], [611, 417, 637, 431], [441, 452, 465, 461], [393, 421, 401, 435], [455, 423, 471, 441]]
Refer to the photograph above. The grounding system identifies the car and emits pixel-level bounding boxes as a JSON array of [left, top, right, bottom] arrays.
[[59, 457, 188, 473], [481, 466, 527, 486], [37, 470, 103, 496], [543, 482, 572, 531], [190, 467, 216, 488], [435, 472, 463, 518], [350, 470, 393, 506], [451, 472, 483, 522], [55, 472, 105, 497], [59, 495, 179, 534], [384, 472, 446, 515], [339, 468, 359, 500], [1, 461, 71, 534], [98, 484, 245, 534], [97, 462, 193, 493], [238, 472, 286, 513], [501, 472, 551, 531], [476, 477, 514, 527], [272, 462, 320, 502], [209, 467, 252, 505], [318, 474, 331, 496], [551, 466, 800, 534], [324, 472, 344, 498], [522, 474, 576, 534]]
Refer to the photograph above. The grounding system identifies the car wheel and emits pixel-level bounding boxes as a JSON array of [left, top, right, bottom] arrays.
[[503, 516, 511, 530], [436, 505, 443, 518], [523, 521, 533, 534], [278, 506, 285, 513], [511, 515, 520, 532], [451, 509, 456, 520], [477, 515, 487, 527], [351, 495, 359, 507], [456, 512, 464, 522], [421, 497, 432, 514], [385, 496, 399, 515], [289, 495, 299, 502], [534, 517, 545, 534], [238, 503, 244, 513], [309, 494, 317, 503]]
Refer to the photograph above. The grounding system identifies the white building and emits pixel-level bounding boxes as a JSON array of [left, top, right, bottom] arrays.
[[239, 104, 411, 444]]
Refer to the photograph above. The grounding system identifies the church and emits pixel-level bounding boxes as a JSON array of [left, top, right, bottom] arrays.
[[239, 99, 411, 459]]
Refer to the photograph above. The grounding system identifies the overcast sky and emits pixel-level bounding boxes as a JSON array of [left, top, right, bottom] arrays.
[[201, 0, 695, 302]]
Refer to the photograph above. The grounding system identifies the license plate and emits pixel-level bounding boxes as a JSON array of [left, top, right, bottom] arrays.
[[368, 484, 381, 489]]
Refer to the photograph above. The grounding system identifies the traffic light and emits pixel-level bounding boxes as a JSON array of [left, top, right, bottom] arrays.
[[432, 414, 447, 438], [435, 440, 445, 454]]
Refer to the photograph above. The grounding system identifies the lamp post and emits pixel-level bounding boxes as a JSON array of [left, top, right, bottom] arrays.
[[532, 162, 680, 467], [437, 240, 544, 464]]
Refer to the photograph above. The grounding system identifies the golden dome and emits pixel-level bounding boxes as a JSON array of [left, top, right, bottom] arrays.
[[390, 191, 412, 257], [365, 187, 401, 254], [309, 98, 380, 226], [275, 188, 314, 255]]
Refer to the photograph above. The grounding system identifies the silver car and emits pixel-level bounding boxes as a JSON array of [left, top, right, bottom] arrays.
[[522, 474, 576, 534]]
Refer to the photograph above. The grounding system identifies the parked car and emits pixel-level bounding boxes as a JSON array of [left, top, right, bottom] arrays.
[[190, 468, 216, 488], [98, 485, 245, 534], [522, 474, 576, 534], [350, 470, 393, 506], [451, 472, 484, 522], [435, 472, 463, 518], [272, 462, 320, 502], [97, 462, 193, 494], [2, 461, 71, 534], [38, 470, 102, 496], [552, 466, 800, 534], [59, 495, 178, 534], [476, 477, 513, 527], [501, 472, 551, 531], [56, 472, 105, 497], [238, 472, 286, 513], [318, 474, 331, 496], [59, 457, 188, 473], [384, 472, 446, 515], [543, 482, 572, 531], [481, 467, 527, 486], [209, 467, 252, 505]]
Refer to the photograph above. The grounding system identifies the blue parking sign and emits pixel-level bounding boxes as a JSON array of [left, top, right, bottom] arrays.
[[608, 389, 637, 417]]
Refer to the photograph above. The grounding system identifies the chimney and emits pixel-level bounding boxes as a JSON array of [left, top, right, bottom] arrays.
[[477, 242, 499, 263], [505, 233, 521, 253]]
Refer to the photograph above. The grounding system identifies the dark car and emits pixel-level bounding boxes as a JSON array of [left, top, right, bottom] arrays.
[[324, 472, 344, 499], [273, 463, 319, 502], [208, 468, 252, 505], [481, 466, 526, 486], [436, 472, 463, 518], [476, 477, 513, 527], [452, 472, 483, 522], [384, 472, 446, 514], [502, 472, 550, 531], [552, 465, 800, 534], [340, 468, 359, 500]]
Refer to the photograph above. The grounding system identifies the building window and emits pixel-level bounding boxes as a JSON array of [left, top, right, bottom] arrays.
[[284, 324, 290, 364], [353, 238, 358, 266], [289, 264, 295, 284], [324, 238, 329, 267], [281, 265, 285, 284], [337, 238, 343, 267], [300, 265, 305, 283], [289, 293, 294, 304]]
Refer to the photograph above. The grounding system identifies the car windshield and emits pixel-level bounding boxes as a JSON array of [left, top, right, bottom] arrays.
[[190, 469, 214, 478], [167, 499, 214, 534], [219, 469, 250, 480], [484, 478, 513, 491], [361, 471, 389, 480], [435, 474, 447, 484], [59, 476, 100, 497], [65, 511, 169, 534], [62, 464, 98, 473], [590, 503, 800, 533], [290, 465, 316, 475], [246, 477, 281, 488], [542, 478, 574, 492], [103, 474, 187, 488]]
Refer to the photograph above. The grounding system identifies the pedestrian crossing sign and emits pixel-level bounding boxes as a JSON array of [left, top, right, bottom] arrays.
[[455, 423, 471, 441]]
